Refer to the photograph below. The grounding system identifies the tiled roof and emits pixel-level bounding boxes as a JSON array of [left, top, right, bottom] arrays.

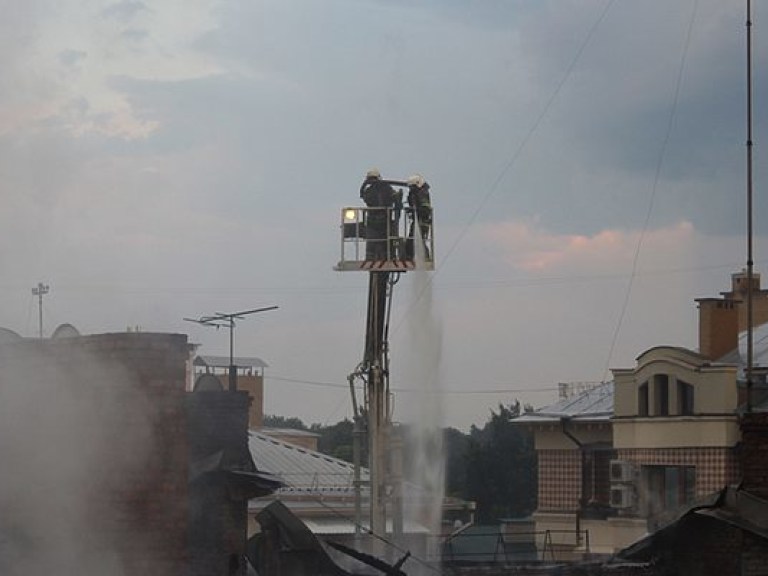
[[512, 381, 614, 424]]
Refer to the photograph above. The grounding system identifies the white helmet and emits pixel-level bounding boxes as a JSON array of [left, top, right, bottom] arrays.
[[366, 168, 381, 179], [407, 174, 425, 187]]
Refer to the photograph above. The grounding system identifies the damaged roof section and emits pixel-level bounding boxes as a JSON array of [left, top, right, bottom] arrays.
[[250, 501, 412, 576], [618, 485, 768, 569]]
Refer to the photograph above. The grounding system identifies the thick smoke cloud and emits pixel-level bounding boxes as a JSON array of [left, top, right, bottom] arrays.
[[0, 343, 154, 575]]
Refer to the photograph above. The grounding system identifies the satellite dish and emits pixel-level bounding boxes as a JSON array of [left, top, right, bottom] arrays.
[[0, 327, 23, 344], [51, 323, 81, 339], [194, 373, 225, 392]]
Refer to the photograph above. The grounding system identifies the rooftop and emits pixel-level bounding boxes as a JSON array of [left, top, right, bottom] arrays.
[[513, 381, 614, 424], [248, 429, 365, 496], [194, 355, 269, 370]]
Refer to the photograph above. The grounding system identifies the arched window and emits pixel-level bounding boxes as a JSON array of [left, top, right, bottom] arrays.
[[638, 382, 649, 416], [653, 374, 669, 416], [678, 380, 694, 415]]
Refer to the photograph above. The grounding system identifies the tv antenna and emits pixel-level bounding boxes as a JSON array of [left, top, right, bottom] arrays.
[[184, 306, 278, 391]]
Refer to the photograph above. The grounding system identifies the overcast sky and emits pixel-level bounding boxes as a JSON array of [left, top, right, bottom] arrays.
[[2, 0, 768, 430]]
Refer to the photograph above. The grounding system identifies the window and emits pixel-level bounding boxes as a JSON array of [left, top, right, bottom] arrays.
[[638, 382, 649, 417], [678, 381, 694, 415], [653, 374, 669, 416], [643, 465, 696, 516], [580, 448, 615, 516]]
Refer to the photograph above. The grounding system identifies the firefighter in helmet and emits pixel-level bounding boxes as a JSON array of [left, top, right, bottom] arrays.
[[405, 174, 432, 260], [360, 169, 402, 260]]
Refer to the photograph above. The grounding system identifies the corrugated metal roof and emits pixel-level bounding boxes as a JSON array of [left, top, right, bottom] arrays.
[[303, 518, 429, 535], [733, 324, 768, 374], [194, 355, 269, 369], [249, 430, 366, 495], [260, 427, 320, 439], [513, 381, 614, 424]]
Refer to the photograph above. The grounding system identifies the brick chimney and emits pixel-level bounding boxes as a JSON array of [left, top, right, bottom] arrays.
[[697, 297, 739, 360], [697, 270, 768, 360]]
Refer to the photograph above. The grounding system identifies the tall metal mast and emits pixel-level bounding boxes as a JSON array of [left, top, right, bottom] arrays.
[[746, 0, 755, 411]]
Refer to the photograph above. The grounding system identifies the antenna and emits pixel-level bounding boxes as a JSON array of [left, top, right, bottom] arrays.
[[184, 306, 278, 391], [31, 282, 50, 340], [746, 0, 755, 411]]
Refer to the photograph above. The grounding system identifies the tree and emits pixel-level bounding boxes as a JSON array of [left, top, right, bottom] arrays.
[[264, 404, 537, 524], [463, 402, 536, 523], [312, 418, 368, 463], [263, 414, 308, 430], [444, 427, 470, 498]]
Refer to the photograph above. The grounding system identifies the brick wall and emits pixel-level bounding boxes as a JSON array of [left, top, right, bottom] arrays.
[[617, 446, 739, 496], [71, 333, 189, 576], [0, 332, 189, 576], [739, 412, 768, 500], [538, 450, 581, 511], [186, 390, 254, 576]]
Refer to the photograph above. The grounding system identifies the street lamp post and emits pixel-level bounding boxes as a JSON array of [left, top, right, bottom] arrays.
[[31, 282, 49, 340]]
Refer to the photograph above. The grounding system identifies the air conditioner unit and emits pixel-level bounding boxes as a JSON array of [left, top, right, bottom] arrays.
[[609, 459, 635, 483], [610, 485, 635, 509]]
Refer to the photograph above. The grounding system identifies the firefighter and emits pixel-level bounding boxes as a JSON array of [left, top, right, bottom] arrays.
[[405, 174, 432, 260], [360, 169, 401, 260]]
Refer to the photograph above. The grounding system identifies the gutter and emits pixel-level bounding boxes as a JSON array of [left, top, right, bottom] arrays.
[[561, 417, 585, 544], [560, 417, 583, 449]]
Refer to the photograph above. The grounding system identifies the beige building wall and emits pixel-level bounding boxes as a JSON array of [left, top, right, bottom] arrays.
[[612, 346, 738, 420], [533, 424, 612, 451], [210, 373, 264, 429], [235, 373, 264, 429], [613, 418, 740, 449]]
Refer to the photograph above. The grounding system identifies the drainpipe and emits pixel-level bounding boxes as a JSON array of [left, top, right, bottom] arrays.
[[560, 418, 585, 545]]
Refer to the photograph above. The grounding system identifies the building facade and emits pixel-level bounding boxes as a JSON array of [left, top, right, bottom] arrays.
[[516, 270, 766, 558]]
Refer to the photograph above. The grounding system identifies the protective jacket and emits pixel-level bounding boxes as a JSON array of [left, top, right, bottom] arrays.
[[407, 183, 432, 224]]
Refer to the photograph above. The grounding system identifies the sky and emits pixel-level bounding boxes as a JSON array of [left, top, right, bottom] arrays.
[[2, 0, 768, 430]]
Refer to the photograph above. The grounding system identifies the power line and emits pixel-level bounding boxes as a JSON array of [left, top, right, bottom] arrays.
[[391, 0, 619, 334], [266, 374, 559, 395], [0, 259, 761, 299], [601, 0, 700, 381]]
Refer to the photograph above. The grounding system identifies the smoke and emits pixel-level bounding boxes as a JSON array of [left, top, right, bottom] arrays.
[[0, 341, 155, 575]]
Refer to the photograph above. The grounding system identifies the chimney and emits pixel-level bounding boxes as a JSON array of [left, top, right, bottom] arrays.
[[697, 297, 739, 360]]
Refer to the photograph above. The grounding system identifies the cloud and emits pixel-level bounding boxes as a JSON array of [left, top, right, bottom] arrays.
[[484, 219, 696, 272], [2, 0, 766, 432], [101, 1, 147, 23], [58, 49, 87, 69], [0, 1, 223, 140]]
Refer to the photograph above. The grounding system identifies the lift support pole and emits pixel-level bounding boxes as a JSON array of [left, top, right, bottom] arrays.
[[365, 271, 390, 543]]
